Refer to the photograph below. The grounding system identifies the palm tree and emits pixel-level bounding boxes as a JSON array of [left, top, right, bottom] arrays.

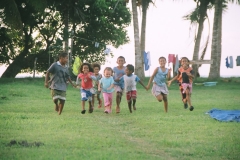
[[131, 0, 144, 79], [208, 0, 239, 79]]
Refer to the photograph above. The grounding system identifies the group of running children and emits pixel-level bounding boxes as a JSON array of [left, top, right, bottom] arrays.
[[44, 52, 194, 115]]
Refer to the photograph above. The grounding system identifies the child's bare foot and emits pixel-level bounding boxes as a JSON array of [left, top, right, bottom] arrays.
[[128, 106, 132, 113], [55, 104, 59, 111], [88, 104, 93, 113], [183, 99, 188, 109], [116, 106, 120, 113], [133, 106, 136, 110], [98, 100, 102, 108]]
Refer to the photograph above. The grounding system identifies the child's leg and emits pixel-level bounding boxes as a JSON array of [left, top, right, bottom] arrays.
[[58, 99, 65, 115], [128, 100, 132, 113], [81, 101, 86, 114], [88, 100, 93, 113], [185, 89, 193, 111], [162, 94, 168, 113], [92, 94, 95, 108], [132, 98, 136, 110], [53, 99, 59, 111], [97, 94, 102, 108], [116, 92, 122, 113]]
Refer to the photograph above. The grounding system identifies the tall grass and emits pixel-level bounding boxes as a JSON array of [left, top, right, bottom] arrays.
[[0, 78, 240, 160]]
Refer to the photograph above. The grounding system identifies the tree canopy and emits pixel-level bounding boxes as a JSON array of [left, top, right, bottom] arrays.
[[0, 0, 131, 78]]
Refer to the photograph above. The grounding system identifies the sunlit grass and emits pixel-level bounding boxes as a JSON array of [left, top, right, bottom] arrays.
[[0, 78, 240, 160]]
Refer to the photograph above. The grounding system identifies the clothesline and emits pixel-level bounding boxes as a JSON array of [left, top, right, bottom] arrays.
[[73, 36, 106, 47]]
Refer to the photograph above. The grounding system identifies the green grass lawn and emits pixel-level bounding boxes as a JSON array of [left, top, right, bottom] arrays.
[[0, 78, 240, 160]]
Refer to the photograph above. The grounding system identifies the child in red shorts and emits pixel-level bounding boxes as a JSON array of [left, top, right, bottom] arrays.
[[119, 64, 147, 113]]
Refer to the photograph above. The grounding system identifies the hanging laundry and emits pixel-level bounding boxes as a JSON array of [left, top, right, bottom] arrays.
[[168, 54, 175, 64], [229, 56, 233, 68], [174, 54, 179, 73], [143, 51, 149, 71], [95, 42, 99, 47], [236, 56, 240, 66], [225, 57, 230, 68], [147, 51, 151, 68], [104, 48, 111, 55], [72, 57, 82, 76]]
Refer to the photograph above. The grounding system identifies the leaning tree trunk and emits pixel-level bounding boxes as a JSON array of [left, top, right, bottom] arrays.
[[208, 0, 222, 79], [140, 0, 148, 56], [192, 1, 208, 78], [1, 28, 32, 78], [132, 0, 145, 80]]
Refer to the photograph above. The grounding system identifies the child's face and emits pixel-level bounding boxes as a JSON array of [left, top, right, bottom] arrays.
[[104, 70, 112, 78], [116, 58, 125, 67], [93, 67, 100, 74], [125, 68, 133, 76], [181, 58, 189, 67], [59, 56, 68, 65], [82, 65, 89, 74], [159, 58, 166, 67]]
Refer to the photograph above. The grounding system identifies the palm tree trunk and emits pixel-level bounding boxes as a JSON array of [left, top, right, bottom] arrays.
[[192, 1, 208, 78], [141, 0, 147, 54], [209, 0, 222, 79], [132, 0, 144, 79]]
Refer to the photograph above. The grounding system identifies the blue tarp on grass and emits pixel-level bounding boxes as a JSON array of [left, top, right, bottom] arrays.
[[206, 108, 240, 122]]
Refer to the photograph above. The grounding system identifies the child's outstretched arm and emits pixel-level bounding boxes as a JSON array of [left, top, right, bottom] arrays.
[[139, 80, 148, 91], [168, 75, 178, 87], [146, 67, 158, 90], [68, 78, 77, 88]]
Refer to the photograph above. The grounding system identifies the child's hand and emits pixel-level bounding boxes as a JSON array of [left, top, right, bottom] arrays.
[[168, 68, 172, 73], [98, 88, 101, 92], [76, 86, 81, 89], [146, 85, 150, 91], [167, 81, 172, 87]]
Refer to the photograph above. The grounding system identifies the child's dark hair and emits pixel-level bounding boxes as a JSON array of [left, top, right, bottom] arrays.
[[126, 64, 134, 72], [159, 57, 166, 61], [117, 56, 125, 61], [181, 57, 190, 62], [58, 52, 68, 58], [92, 63, 101, 70], [79, 63, 93, 73]]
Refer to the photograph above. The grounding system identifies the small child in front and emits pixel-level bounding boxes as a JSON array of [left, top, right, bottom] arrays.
[[77, 63, 96, 114], [98, 67, 115, 114], [168, 57, 194, 111], [146, 57, 171, 113], [120, 64, 147, 113]]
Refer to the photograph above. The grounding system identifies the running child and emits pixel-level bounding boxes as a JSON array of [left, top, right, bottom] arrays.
[[92, 63, 102, 109], [168, 57, 194, 111], [146, 57, 171, 113], [77, 63, 96, 114], [44, 51, 76, 115], [119, 64, 147, 113], [98, 67, 115, 114], [112, 56, 126, 113]]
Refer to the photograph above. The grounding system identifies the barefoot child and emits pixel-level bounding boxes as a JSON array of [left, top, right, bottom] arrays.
[[77, 63, 96, 114], [119, 64, 147, 113], [112, 56, 126, 113], [92, 63, 102, 109], [168, 57, 194, 111], [98, 67, 115, 114], [146, 57, 171, 113], [44, 52, 76, 115]]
